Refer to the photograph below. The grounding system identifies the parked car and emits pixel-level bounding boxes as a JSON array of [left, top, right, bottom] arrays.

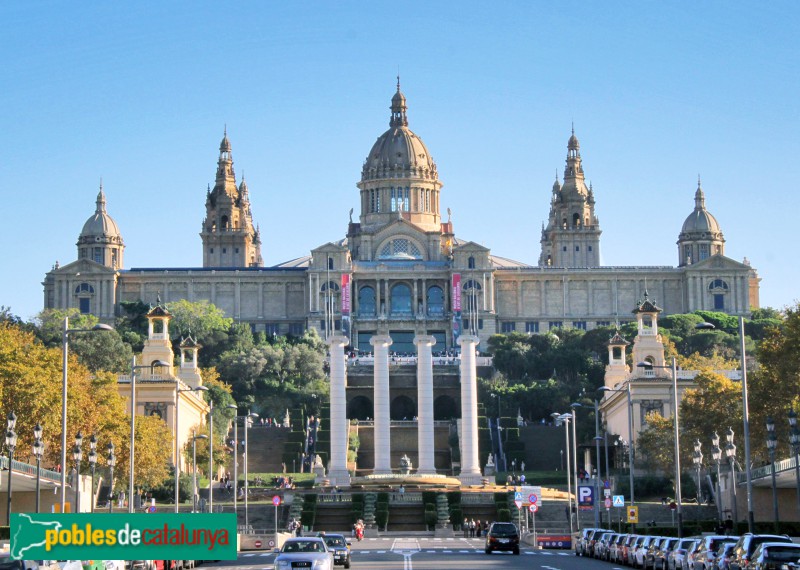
[[577, 528, 608, 557], [730, 534, 793, 570], [595, 532, 617, 560], [634, 536, 659, 569], [610, 534, 631, 564], [484, 521, 520, 555], [0, 558, 39, 570], [319, 533, 352, 568], [716, 543, 737, 570], [645, 537, 669, 570], [750, 543, 800, 570], [273, 537, 333, 570], [669, 539, 700, 570], [654, 537, 680, 570], [694, 537, 738, 570]]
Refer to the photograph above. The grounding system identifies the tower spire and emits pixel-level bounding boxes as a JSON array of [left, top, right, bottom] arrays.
[[390, 78, 408, 128]]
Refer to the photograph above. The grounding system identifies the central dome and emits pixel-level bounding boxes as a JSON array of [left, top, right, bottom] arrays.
[[80, 189, 122, 240], [680, 183, 721, 235]]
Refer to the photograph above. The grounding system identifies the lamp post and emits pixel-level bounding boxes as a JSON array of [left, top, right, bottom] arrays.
[[227, 405, 240, 520], [244, 411, 259, 529], [692, 439, 703, 504], [599, 383, 636, 529], [637, 357, 682, 536], [593, 400, 602, 527], [129, 358, 170, 513], [789, 410, 800, 516], [192, 431, 208, 512], [73, 431, 83, 512], [88, 434, 97, 513], [711, 432, 723, 522], [570, 402, 581, 531], [107, 443, 116, 513], [766, 416, 779, 530], [33, 424, 44, 514], [725, 427, 738, 525], [552, 412, 574, 537], [209, 399, 214, 513], [5, 412, 17, 524], [697, 318, 754, 531], [60, 317, 114, 512], [174, 383, 208, 513]]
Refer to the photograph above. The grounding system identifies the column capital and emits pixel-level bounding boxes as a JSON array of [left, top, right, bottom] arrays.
[[370, 334, 393, 348], [457, 334, 480, 347], [413, 335, 437, 348], [326, 333, 349, 349]]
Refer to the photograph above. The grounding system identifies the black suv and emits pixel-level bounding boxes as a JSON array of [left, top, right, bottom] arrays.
[[485, 521, 520, 555], [729, 534, 793, 570]]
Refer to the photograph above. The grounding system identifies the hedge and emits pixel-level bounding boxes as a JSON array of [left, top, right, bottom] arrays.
[[425, 510, 437, 529], [375, 510, 389, 529], [496, 508, 511, 522], [447, 491, 461, 506]]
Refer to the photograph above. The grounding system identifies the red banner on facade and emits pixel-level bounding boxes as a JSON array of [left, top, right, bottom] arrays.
[[452, 273, 461, 312], [341, 274, 351, 315]]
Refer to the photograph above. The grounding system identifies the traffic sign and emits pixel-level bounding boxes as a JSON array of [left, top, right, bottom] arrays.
[[529, 503, 539, 513], [604, 480, 610, 489], [254, 540, 262, 548], [669, 501, 677, 511], [604, 497, 612, 509], [612, 495, 625, 508], [514, 491, 523, 502], [528, 493, 538, 504], [272, 495, 282, 506], [514, 499, 523, 509], [627, 506, 639, 523], [578, 485, 594, 508], [603, 488, 611, 498]]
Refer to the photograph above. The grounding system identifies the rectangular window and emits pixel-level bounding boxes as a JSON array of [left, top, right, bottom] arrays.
[[265, 323, 280, 336], [714, 294, 725, 310], [573, 321, 587, 330], [93, 248, 102, 263], [501, 322, 516, 333], [222, 248, 227, 253], [548, 321, 563, 330], [597, 321, 611, 327], [575, 246, 580, 251], [478, 319, 483, 329], [562, 246, 567, 251], [699, 244, 709, 261], [588, 246, 593, 252], [289, 323, 305, 336], [358, 331, 376, 354], [525, 321, 539, 333], [79, 298, 90, 314]]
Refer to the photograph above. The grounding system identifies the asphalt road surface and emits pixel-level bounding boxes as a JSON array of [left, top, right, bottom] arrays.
[[203, 536, 615, 570]]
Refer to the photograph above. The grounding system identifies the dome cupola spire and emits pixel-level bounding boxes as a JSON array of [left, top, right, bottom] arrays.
[[390, 76, 408, 128], [96, 181, 107, 214], [694, 175, 705, 209]]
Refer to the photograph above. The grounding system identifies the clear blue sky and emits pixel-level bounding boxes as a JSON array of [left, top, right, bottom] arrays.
[[2, 1, 797, 321]]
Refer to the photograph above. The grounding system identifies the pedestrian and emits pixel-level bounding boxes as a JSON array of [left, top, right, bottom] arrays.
[[469, 519, 475, 537], [462, 518, 469, 538]]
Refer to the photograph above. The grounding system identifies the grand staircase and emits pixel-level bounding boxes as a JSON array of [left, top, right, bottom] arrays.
[[518, 425, 564, 470], [237, 426, 291, 473]]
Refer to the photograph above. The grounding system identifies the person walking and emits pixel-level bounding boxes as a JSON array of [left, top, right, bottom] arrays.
[[462, 518, 469, 538]]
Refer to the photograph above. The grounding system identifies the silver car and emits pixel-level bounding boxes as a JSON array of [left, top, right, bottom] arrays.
[[274, 537, 333, 570]]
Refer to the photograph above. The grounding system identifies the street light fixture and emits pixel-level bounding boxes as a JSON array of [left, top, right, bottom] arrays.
[[5, 412, 17, 524], [725, 427, 738, 524], [637, 357, 683, 537], [88, 434, 97, 513], [599, 383, 636, 529], [33, 423, 44, 514], [711, 431, 723, 522], [192, 432, 208, 512], [789, 410, 800, 516], [73, 431, 83, 512], [174, 383, 208, 512], [570, 402, 581, 531], [697, 318, 754, 531], [60, 316, 113, 512], [129, 358, 171, 513], [692, 439, 703, 504], [244, 411, 259, 528], [552, 412, 574, 536], [107, 442, 116, 513], [766, 416, 779, 529]]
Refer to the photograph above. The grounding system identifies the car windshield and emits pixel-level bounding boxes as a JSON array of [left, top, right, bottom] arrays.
[[283, 540, 325, 553], [763, 547, 800, 561], [324, 537, 346, 547], [491, 523, 517, 536]]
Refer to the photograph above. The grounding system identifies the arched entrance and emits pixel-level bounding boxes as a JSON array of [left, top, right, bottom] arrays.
[[390, 395, 417, 420], [347, 396, 373, 421], [434, 395, 459, 420]]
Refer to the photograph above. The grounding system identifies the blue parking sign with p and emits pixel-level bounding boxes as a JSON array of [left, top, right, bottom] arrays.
[[578, 485, 594, 507]]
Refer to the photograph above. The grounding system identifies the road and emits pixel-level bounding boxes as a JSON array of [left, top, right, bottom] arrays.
[[203, 536, 612, 569]]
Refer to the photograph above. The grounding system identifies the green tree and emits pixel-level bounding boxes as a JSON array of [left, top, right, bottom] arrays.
[[165, 300, 233, 365]]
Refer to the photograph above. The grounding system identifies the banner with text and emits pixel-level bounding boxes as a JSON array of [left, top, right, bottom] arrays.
[[341, 273, 351, 341], [452, 273, 462, 348]]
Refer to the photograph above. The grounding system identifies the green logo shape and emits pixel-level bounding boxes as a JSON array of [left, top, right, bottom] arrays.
[[10, 513, 237, 561]]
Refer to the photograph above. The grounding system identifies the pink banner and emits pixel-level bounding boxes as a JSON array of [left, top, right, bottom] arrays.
[[452, 273, 461, 311], [341, 274, 351, 315]]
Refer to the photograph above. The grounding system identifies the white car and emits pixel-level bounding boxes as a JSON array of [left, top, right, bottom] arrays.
[[274, 537, 333, 570]]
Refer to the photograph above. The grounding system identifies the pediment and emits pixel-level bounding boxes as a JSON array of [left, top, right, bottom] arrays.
[[311, 241, 349, 255], [50, 258, 117, 276], [453, 240, 490, 253], [372, 217, 432, 243], [684, 254, 750, 271]]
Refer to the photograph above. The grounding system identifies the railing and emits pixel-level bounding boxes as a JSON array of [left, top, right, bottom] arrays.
[[637, 369, 741, 380], [350, 420, 452, 428], [118, 375, 173, 383], [318, 493, 353, 503], [389, 492, 422, 503], [347, 356, 493, 367], [0, 456, 62, 482], [461, 493, 495, 504], [749, 455, 798, 481]]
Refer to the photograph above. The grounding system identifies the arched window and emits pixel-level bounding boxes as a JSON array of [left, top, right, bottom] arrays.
[[463, 279, 482, 291], [358, 286, 376, 316], [378, 238, 423, 260], [74, 283, 95, 294], [573, 213, 581, 228], [708, 279, 729, 290], [427, 286, 444, 317], [390, 283, 412, 315], [321, 281, 340, 292], [221, 215, 229, 230], [468, 256, 476, 269]]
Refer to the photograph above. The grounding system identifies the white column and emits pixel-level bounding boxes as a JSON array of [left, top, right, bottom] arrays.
[[327, 334, 351, 487], [458, 335, 482, 484], [414, 335, 436, 474], [371, 334, 393, 474]]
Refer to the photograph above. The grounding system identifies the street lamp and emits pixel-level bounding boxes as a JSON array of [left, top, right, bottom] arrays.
[[209, 399, 214, 513], [711, 432, 723, 522], [725, 427, 738, 525], [107, 442, 116, 513], [192, 431, 208, 512], [552, 412, 574, 537], [789, 410, 800, 516], [88, 434, 97, 513], [766, 416, 779, 529], [129, 358, 171, 513], [692, 439, 703, 504], [599, 383, 636, 528], [592, 400, 604, 527], [697, 318, 754, 531], [570, 402, 582, 531], [5, 412, 17, 524], [226, 405, 240, 519], [244, 411, 259, 529], [73, 431, 83, 512], [174, 383, 208, 512], [637, 357, 683, 537], [60, 317, 113, 511], [33, 423, 44, 514]]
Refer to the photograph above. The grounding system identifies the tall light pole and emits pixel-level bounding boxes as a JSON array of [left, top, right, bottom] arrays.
[[192, 431, 208, 512], [88, 434, 97, 514], [593, 401, 602, 527], [244, 411, 258, 529], [107, 442, 116, 513], [552, 412, 574, 537], [789, 410, 800, 516], [570, 402, 581, 531], [766, 416, 779, 530], [72, 432, 83, 512], [725, 427, 738, 525], [174, 383, 208, 512], [697, 318, 754, 531], [599, 383, 636, 529], [226, 405, 241, 521], [208, 399, 214, 513], [60, 316, 113, 512], [33, 424, 44, 514], [692, 439, 703, 504], [711, 432, 723, 522], [129, 358, 170, 513], [5, 412, 17, 524]]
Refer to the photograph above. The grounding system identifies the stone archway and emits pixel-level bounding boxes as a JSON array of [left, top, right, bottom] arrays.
[[390, 395, 417, 420], [433, 395, 459, 420], [347, 396, 373, 421]]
